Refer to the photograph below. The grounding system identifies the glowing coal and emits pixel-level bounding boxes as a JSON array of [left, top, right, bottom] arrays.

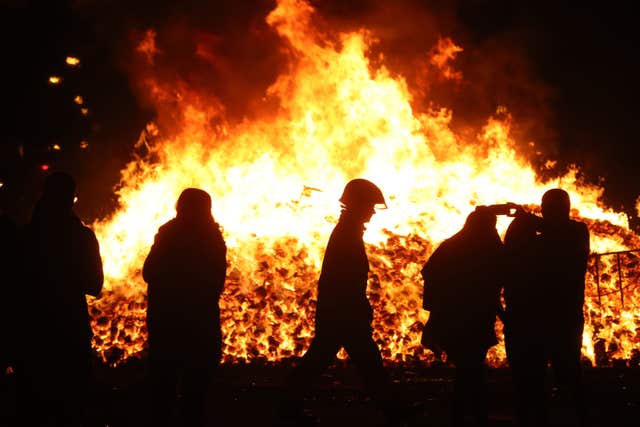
[[87, 0, 639, 366]]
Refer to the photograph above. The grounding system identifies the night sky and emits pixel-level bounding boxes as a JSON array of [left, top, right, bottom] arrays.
[[1, 0, 638, 230]]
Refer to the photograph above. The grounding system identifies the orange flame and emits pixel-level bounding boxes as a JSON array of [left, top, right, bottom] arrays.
[[136, 29, 160, 65], [88, 0, 639, 366], [429, 37, 463, 81]]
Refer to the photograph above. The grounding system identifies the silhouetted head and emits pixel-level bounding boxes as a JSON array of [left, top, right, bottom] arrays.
[[40, 172, 76, 213], [339, 179, 386, 223], [463, 206, 498, 236], [541, 188, 570, 223], [176, 188, 213, 222]]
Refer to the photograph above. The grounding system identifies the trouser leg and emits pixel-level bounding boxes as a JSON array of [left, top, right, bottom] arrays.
[[279, 333, 340, 419], [507, 331, 548, 427], [343, 331, 390, 405], [550, 335, 585, 426], [450, 349, 488, 427], [148, 356, 179, 427], [181, 362, 214, 427]]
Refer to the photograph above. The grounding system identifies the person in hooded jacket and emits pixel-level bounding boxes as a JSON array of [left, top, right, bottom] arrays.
[[18, 171, 103, 426], [143, 188, 227, 427], [421, 206, 504, 427]]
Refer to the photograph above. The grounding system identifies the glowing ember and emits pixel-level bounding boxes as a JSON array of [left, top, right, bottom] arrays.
[[66, 56, 80, 66], [74, 95, 84, 105], [81, 108, 89, 116], [136, 29, 159, 64], [48, 76, 61, 85], [430, 38, 464, 81], [88, 0, 640, 367], [80, 141, 89, 149]]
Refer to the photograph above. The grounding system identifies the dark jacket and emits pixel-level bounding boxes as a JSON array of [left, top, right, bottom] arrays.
[[143, 217, 226, 360], [421, 217, 503, 354], [21, 209, 103, 354], [1, 214, 18, 364], [315, 216, 372, 331], [538, 219, 590, 334], [503, 212, 543, 333]]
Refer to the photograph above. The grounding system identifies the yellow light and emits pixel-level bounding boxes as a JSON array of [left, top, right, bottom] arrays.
[[48, 76, 62, 85], [74, 95, 84, 105], [51, 144, 61, 151], [66, 56, 80, 66]]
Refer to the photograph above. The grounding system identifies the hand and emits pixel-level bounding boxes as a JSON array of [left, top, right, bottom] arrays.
[[506, 202, 524, 217]]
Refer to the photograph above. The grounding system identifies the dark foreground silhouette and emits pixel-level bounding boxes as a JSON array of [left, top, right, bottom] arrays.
[[0, 207, 18, 378], [278, 179, 403, 426], [16, 172, 103, 426], [421, 205, 504, 427], [143, 188, 227, 427], [504, 189, 590, 427]]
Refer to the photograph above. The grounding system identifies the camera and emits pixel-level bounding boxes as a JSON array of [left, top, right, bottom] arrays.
[[484, 203, 519, 216]]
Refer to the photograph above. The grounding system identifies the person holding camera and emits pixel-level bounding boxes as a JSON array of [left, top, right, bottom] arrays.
[[503, 189, 589, 427], [421, 205, 505, 427]]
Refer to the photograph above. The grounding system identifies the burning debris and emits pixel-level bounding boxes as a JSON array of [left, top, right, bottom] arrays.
[[84, 0, 640, 367], [65, 56, 80, 67]]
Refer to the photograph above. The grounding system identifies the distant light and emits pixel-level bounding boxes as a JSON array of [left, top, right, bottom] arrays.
[[66, 56, 80, 67], [79, 141, 89, 149], [48, 76, 62, 85], [73, 196, 78, 204], [81, 108, 89, 116], [51, 143, 61, 151], [40, 164, 50, 171], [74, 95, 84, 105], [0, 182, 4, 189]]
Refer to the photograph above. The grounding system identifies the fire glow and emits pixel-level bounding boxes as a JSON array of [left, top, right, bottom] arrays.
[[88, 0, 640, 366]]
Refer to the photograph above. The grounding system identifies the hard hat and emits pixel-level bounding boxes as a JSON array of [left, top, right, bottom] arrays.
[[339, 179, 387, 209]]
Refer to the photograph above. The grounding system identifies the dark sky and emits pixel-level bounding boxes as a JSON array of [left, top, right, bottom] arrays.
[[1, 0, 638, 228]]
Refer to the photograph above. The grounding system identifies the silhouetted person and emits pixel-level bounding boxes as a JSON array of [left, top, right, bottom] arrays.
[[0, 206, 18, 379], [421, 206, 504, 427], [504, 189, 589, 426], [503, 204, 545, 427], [279, 179, 395, 426], [143, 188, 227, 427], [18, 172, 103, 426]]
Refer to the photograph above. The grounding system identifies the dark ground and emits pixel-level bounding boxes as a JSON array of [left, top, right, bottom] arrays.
[[2, 360, 639, 426]]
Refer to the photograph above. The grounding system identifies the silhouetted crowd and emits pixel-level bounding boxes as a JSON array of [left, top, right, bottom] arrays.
[[0, 172, 590, 427]]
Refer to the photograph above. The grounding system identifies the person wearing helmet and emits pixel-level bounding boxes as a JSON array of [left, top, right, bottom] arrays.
[[279, 179, 396, 425], [143, 188, 227, 427]]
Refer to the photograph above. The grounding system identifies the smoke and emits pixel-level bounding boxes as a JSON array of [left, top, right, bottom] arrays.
[[66, 0, 638, 216], [74, 0, 557, 144]]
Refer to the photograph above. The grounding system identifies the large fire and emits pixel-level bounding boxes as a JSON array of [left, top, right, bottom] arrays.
[[88, 0, 640, 367]]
